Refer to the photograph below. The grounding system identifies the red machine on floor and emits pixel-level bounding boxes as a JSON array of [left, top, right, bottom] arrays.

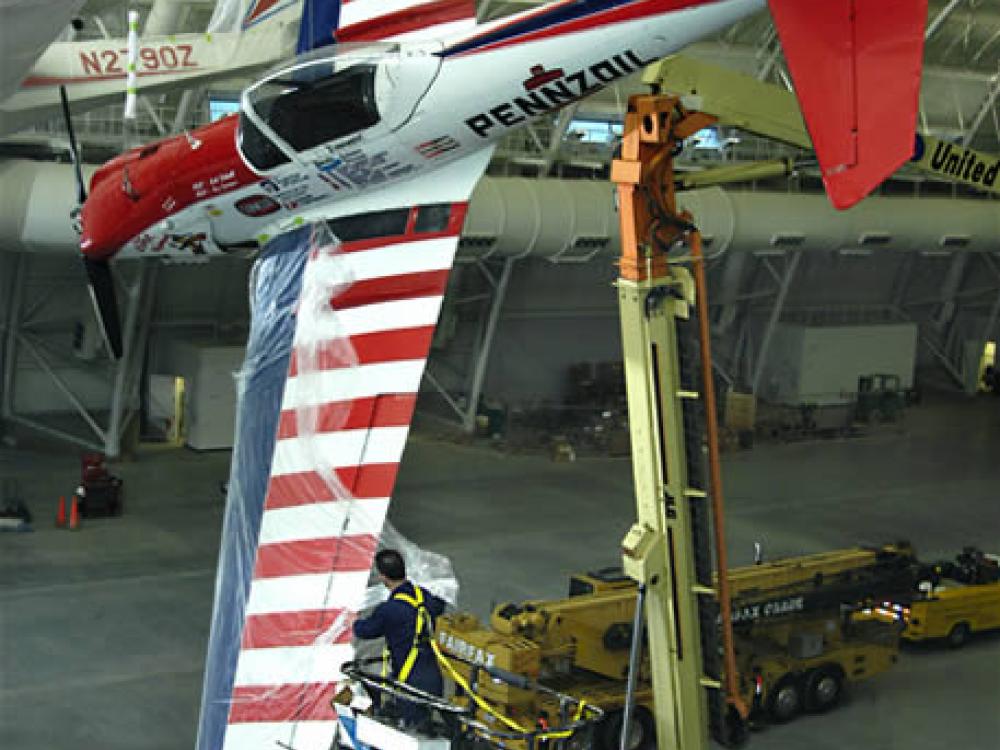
[[76, 453, 124, 518]]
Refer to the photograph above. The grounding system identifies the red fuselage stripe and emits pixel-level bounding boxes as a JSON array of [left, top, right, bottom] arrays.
[[337, 0, 475, 42], [252, 534, 379, 579], [21, 67, 202, 87], [451, 0, 708, 57], [287, 325, 437, 377], [277, 393, 419, 439], [228, 682, 337, 723], [265, 464, 401, 509], [330, 269, 452, 311], [241, 609, 356, 650]]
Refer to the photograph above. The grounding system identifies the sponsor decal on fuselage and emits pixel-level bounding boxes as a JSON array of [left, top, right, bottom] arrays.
[[132, 230, 209, 255], [316, 149, 415, 189], [258, 173, 325, 209], [465, 50, 655, 138], [916, 136, 999, 189], [193, 169, 239, 199], [417, 135, 461, 159], [235, 194, 282, 217]]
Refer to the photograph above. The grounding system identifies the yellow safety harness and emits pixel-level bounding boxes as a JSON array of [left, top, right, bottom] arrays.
[[382, 584, 430, 684], [379, 584, 588, 741]]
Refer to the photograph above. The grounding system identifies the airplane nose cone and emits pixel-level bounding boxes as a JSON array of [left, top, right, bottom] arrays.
[[79, 173, 141, 260]]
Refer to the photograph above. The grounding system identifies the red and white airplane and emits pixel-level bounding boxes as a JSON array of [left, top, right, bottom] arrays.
[[66, 1, 928, 748], [79, 0, 929, 264], [75, 0, 926, 357]]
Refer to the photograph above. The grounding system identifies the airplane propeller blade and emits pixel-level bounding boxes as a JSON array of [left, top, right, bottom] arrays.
[[83, 257, 124, 359], [60, 85, 124, 360], [58, 85, 87, 205]]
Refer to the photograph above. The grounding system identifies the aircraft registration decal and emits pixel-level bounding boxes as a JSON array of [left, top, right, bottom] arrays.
[[79, 45, 198, 77]]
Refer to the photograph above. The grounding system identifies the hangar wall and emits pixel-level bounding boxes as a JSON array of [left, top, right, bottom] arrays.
[[481, 259, 622, 403]]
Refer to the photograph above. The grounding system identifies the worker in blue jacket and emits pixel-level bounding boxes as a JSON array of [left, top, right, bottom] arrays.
[[353, 548, 446, 728]]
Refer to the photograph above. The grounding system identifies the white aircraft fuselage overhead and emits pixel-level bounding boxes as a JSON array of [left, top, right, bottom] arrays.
[[80, 0, 767, 262], [0, 3, 301, 137], [0, 0, 87, 104]]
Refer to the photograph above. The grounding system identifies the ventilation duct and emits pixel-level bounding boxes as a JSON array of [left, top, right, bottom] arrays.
[[2, 160, 999, 259], [461, 180, 1000, 260]]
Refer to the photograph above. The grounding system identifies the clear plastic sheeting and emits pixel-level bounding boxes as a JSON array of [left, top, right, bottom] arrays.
[[375, 521, 460, 608], [198, 221, 459, 750], [352, 521, 461, 665]]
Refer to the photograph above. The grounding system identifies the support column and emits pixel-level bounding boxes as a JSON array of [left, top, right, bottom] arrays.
[[925, 0, 966, 41], [462, 259, 514, 433], [960, 64, 1000, 147], [106, 261, 156, 457], [539, 104, 579, 177], [1, 254, 26, 421], [144, 0, 184, 34], [933, 253, 969, 331], [891, 254, 917, 308], [893, 305, 965, 387], [716, 251, 749, 334], [751, 250, 801, 393], [171, 89, 199, 133]]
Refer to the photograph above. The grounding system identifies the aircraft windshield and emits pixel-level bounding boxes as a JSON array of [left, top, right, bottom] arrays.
[[239, 44, 397, 171]]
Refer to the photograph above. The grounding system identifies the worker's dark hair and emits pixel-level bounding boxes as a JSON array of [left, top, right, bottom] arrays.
[[375, 549, 406, 581]]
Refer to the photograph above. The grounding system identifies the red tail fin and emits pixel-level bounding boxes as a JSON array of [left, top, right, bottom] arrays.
[[769, 0, 927, 209]]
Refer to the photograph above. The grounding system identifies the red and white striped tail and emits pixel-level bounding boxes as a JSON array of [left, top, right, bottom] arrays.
[[221, 204, 469, 750], [336, 0, 477, 43]]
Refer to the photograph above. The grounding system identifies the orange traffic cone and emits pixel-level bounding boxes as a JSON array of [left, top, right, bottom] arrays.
[[68, 495, 81, 531], [55, 496, 67, 528]]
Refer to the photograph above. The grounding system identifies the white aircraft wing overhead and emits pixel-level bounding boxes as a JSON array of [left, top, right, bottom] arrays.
[[1, 22, 299, 137], [0, 0, 85, 102], [197, 147, 493, 750]]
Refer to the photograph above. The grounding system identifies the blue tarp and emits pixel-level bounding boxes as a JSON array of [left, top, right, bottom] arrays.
[[195, 228, 310, 750]]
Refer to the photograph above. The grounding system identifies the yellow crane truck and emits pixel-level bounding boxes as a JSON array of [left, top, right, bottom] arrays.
[[437, 543, 919, 748]]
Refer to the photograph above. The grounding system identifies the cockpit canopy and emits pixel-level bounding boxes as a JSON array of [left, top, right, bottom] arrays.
[[238, 43, 439, 172]]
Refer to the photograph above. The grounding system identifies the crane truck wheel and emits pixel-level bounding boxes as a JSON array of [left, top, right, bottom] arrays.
[[597, 706, 655, 750], [766, 675, 803, 723], [804, 666, 844, 713]]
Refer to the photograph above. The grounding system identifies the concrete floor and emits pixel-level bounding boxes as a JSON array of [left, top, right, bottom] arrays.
[[1, 393, 998, 749]]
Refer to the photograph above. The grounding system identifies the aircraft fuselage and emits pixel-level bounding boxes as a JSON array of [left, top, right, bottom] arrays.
[[79, 0, 764, 261]]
